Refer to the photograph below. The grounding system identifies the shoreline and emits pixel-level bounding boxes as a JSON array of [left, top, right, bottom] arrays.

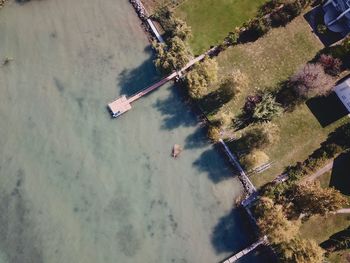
[[126, 0, 268, 261]]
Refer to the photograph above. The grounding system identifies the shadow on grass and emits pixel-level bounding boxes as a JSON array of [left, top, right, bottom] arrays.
[[117, 45, 159, 97], [306, 92, 348, 127], [197, 85, 236, 115], [211, 207, 257, 255], [320, 225, 350, 252], [192, 144, 236, 183], [330, 152, 350, 196]]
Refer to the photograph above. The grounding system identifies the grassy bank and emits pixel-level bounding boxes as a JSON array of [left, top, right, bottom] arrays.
[[175, 0, 267, 54]]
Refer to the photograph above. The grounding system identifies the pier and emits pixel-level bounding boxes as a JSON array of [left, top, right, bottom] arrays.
[[107, 50, 212, 118], [222, 237, 268, 263]]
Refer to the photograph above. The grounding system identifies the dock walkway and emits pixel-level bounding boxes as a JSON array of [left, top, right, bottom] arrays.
[[222, 237, 267, 263], [107, 48, 214, 118]]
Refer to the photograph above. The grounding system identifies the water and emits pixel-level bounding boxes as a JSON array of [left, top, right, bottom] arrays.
[[0, 0, 262, 262]]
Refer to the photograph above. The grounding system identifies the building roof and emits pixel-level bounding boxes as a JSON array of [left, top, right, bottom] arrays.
[[334, 78, 350, 112], [323, 0, 350, 34]]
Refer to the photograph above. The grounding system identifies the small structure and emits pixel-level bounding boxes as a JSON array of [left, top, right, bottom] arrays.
[[334, 77, 350, 112], [323, 0, 350, 35], [107, 95, 132, 117]]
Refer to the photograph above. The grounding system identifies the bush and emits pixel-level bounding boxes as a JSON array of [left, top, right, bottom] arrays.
[[318, 54, 342, 76], [253, 93, 283, 122], [239, 123, 279, 151], [241, 150, 270, 170], [290, 63, 334, 98], [207, 125, 221, 142]]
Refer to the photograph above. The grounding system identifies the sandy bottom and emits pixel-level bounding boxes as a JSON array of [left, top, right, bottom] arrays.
[[0, 0, 262, 262]]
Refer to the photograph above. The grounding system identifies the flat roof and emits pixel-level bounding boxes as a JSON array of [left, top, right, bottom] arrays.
[[334, 78, 350, 112]]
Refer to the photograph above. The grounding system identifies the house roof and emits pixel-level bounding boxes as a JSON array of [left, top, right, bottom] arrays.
[[324, 0, 350, 34], [334, 78, 350, 112]]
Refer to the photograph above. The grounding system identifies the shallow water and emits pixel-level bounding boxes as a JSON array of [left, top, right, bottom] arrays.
[[0, 0, 262, 262]]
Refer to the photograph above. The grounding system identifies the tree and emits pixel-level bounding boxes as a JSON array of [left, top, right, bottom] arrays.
[[256, 197, 300, 244], [186, 56, 218, 99], [278, 238, 324, 263], [253, 93, 283, 122], [220, 70, 248, 98], [207, 125, 221, 142], [172, 17, 192, 41], [290, 182, 349, 217], [239, 123, 279, 151], [290, 63, 334, 98], [153, 36, 193, 73]]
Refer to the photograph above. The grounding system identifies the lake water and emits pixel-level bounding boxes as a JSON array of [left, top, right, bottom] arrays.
[[0, 0, 264, 262]]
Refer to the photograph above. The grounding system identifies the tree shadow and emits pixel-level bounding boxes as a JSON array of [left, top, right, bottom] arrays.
[[306, 92, 348, 127], [197, 84, 236, 115], [184, 125, 209, 150], [192, 145, 237, 183], [211, 207, 257, 254], [152, 84, 200, 130], [320, 225, 350, 252], [117, 45, 160, 97], [330, 152, 350, 196]]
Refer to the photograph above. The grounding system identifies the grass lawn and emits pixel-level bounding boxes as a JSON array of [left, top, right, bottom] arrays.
[[202, 15, 350, 187], [175, 0, 267, 54], [300, 213, 350, 263], [300, 170, 350, 262]]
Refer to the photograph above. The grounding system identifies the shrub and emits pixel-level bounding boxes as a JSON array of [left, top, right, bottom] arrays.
[[241, 150, 270, 170], [153, 36, 193, 73], [253, 93, 283, 122], [239, 123, 279, 151], [317, 24, 327, 35], [318, 54, 342, 76], [290, 63, 334, 98], [225, 30, 240, 46], [207, 125, 221, 142]]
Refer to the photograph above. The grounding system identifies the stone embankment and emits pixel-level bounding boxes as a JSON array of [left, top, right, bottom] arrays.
[[0, 0, 8, 9], [129, 0, 148, 20]]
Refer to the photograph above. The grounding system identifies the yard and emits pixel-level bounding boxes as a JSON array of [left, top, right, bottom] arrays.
[[201, 15, 349, 187], [299, 168, 350, 262], [175, 0, 267, 54]]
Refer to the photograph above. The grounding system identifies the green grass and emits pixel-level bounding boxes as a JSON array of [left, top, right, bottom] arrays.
[[175, 0, 267, 54], [300, 214, 350, 244]]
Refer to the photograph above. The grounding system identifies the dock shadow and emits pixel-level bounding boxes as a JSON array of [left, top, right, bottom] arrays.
[[306, 92, 348, 127], [211, 207, 256, 255], [117, 45, 159, 97], [192, 145, 237, 183], [330, 152, 350, 196]]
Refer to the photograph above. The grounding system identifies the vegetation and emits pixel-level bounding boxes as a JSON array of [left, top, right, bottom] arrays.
[[277, 238, 325, 263], [290, 63, 334, 99], [241, 149, 270, 170], [252, 93, 283, 122], [185, 56, 218, 99], [256, 197, 300, 244], [289, 182, 348, 217]]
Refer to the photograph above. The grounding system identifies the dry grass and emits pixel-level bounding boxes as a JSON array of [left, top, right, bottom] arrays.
[[206, 15, 350, 187]]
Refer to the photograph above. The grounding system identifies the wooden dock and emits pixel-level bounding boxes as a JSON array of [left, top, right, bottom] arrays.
[[222, 237, 267, 263], [107, 47, 215, 118]]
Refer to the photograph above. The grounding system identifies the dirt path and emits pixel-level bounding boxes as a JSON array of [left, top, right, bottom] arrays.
[[302, 161, 334, 183]]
